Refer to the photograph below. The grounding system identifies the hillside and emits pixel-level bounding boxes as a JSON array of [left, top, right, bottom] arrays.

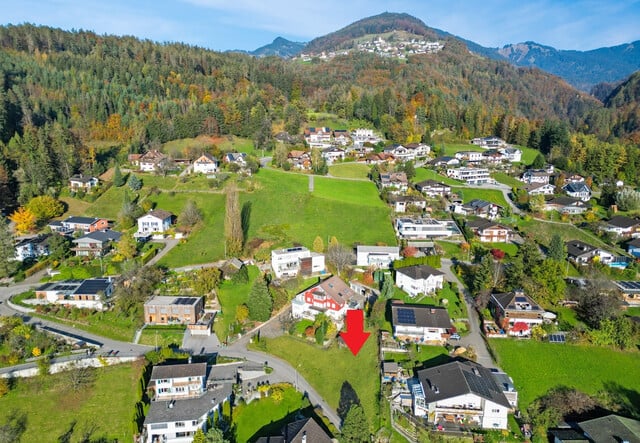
[[605, 70, 640, 142], [251, 37, 305, 58]]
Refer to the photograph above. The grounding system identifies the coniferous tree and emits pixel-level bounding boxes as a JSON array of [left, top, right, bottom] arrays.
[[341, 404, 369, 443], [0, 217, 18, 278], [113, 164, 125, 187], [547, 234, 566, 262], [128, 174, 142, 191], [247, 277, 272, 322]]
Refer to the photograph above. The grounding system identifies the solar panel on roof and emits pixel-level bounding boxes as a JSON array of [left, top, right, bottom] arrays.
[[396, 308, 416, 324], [515, 296, 527, 302], [463, 370, 495, 398], [549, 333, 566, 343]]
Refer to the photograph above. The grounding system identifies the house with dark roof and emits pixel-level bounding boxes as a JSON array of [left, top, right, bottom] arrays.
[[137, 209, 174, 236], [137, 149, 169, 172], [543, 197, 589, 214], [391, 302, 453, 344], [50, 216, 109, 235], [520, 169, 551, 185], [489, 290, 546, 336], [255, 417, 333, 443], [291, 275, 363, 323], [69, 174, 99, 192], [430, 156, 460, 168], [379, 172, 409, 193], [550, 414, 640, 443], [321, 146, 345, 165], [603, 215, 640, 238], [563, 182, 592, 202], [72, 230, 122, 257], [523, 182, 555, 196], [412, 360, 511, 429], [566, 240, 598, 264], [627, 237, 640, 258], [222, 152, 247, 167], [454, 199, 501, 219], [415, 180, 451, 197], [395, 264, 445, 297], [144, 362, 233, 443], [14, 234, 51, 261], [35, 278, 114, 310], [466, 219, 514, 243]]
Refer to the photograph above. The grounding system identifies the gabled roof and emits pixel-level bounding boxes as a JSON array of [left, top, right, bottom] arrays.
[[576, 414, 640, 443], [284, 417, 332, 443], [145, 209, 173, 221], [195, 153, 217, 163], [139, 149, 166, 162], [490, 291, 542, 313], [312, 275, 358, 307], [628, 238, 640, 248], [416, 360, 511, 408], [563, 182, 591, 193], [546, 196, 586, 206], [396, 264, 444, 281], [150, 362, 207, 381], [565, 240, 597, 257], [523, 182, 554, 192], [73, 230, 122, 243], [466, 219, 504, 231], [391, 302, 452, 329], [63, 216, 103, 225], [415, 179, 450, 189], [69, 174, 97, 183], [607, 215, 640, 229]]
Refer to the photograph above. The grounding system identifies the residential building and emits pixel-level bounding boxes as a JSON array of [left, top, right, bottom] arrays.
[[271, 246, 325, 279], [35, 278, 114, 310], [356, 245, 400, 268], [321, 146, 346, 165], [137, 149, 169, 172], [395, 264, 445, 297], [454, 199, 501, 219], [395, 217, 453, 239], [352, 128, 379, 144], [291, 275, 362, 322], [499, 147, 522, 162], [603, 215, 640, 237], [192, 153, 219, 174], [489, 369, 518, 410], [404, 143, 430, 158], [466, 220, 514, 243], [415, 180, 451, 198], [382, 361, 402, 383], [50, 216, 109, 235], [391, 302, 453, 343], [454, 151, 484, 163], [520, 169, 551, 185], [384, 144, 415, 162], [523, 183, 555, 196], [446, 167, 492, 185], [627, 238, 640, 258], [222, 152, 247, 167], [69, 174, 99, 191], [543, 197, 589, 214], [430, 156, 460, 168], [566, 240, 598, 264], [379, 172, 409, 192], [144, 296, 204, 325], [72, 230, 122, 257], [613, 281, 640, 306], [304, 127, 332, 148], [255, 417, 333, 443], [137, 209, 174, 235], [412, 360, 511, 429], [481, 150, 505, 165], [287, 150, 311, 170], [333, 130, 351, 146], [470, 136, 507, 148], [489, 290, 546, 336], [388, 194, 427, 213], [563, 182, 592, 202], [144, 363, 232, 443], [14, 235, 50, 261], [550, 414, 640, 443]]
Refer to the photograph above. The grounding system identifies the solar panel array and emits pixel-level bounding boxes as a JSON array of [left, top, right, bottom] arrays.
[[396, 308, 416, 324], [174, 297, 196, 305], [549, 333, 566, 344], [463, 369, 496, 399], [615, 281, 640, 291]]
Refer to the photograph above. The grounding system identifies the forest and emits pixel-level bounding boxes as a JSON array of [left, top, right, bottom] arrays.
[[0, 24, 638, 210]]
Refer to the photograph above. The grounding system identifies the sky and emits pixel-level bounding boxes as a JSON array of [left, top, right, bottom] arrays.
[[1, 0, 639, 52]]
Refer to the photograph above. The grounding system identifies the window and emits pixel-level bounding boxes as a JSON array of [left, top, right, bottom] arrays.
[[175, 422, 185, 428], [491, 409, 500, 413]]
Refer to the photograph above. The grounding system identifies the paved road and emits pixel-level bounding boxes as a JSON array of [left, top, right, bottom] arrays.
[[145, 237, 179, 267]]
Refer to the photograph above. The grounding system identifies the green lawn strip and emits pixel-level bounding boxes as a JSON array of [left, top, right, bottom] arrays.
[[518, 147, 540, 166], [138, 325, 186, 347], [173, 175, 218, 191], [0, 363, 140, 442], [84, 185, 132, 219], [253, 335, 380, 429], [33, 310, 137, 342], [233, 386, 310, 443], [625, 307, 640, 317], [213, 266, 260, 342], [328, 162, 371, 180], [135, 174, 179, 190], [59, 196, 92, 217], [162, 137, 217, 157], [451, 187, 508, 207], [413, 168, 464, 186], [491, 172, 523, 189], [516, 218, 617, 251], [489, 339, 640, 408], [482, 242, 519, 257], [436, 240, 464, 259]]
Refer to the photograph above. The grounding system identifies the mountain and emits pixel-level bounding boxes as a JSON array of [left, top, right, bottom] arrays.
[[605, 71, 640, 141], [250, 37, 305, 58]]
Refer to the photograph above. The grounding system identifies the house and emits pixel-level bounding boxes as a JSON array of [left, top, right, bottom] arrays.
[[489, 369, 518, 409], [550, 414, 640, 443], [543, 197, 589, 214], [287, 150, 312, 170], [565, 174, 585, 183], [137, 209, 174, 236], [470, 136, 507, 148], [613, 281, 640, 306], [291, 275, 363, 322], [356, 245, 400, 268], [566, 240, 598, 264], [430, 156, 460, 168], [499, 147, 522, 162], [382, 361, 402, 383], [563, 182, 591, 202], [35, 278, 114, 310], [627, 238, 640, 258], [391, 302, 453, 343], [50, 216, 109, 235], [466, 220, 514, 243], [456, 199, 501, 219], [72, 230, 122, 257], [364, 152, 394, 165], [489, 290, 546, 336], [481, 149, 506, 165], [222, 152, 247, 168], [255, 417, 333, 443], [384, 144, 415, 162], [405, 143, 430, 158], [523, 183, 555, 196], [379, 172, 409, 192], [14, 235, 51, 261], [395, 264, 445, 297], [69, 174, 99, 191], [321, 146, 345, 165], [454, 151, 484, 163], [603, 215, 640, 237], [304, 127, 332, 148], [388, 194, 428, 213], [192, 153, 219, 174], [137, 149, 169, 172], [144, 296, 204, 326], [520, 169, 551, 185], [395, 217, 453, 239], [446, 167, 492, 185], [271, 246, 325, 279], [332, 130, 351, 146], [144, 362, 232, 443], [412, 360, 511, 429], [352, 128, 381, 144], [415, 180, 451, 198]]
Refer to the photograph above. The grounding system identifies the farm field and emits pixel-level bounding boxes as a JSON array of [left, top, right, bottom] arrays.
[[489, 339, 640, 408]]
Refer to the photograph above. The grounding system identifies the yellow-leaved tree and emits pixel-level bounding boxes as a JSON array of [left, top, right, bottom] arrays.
[[9, 207, 36, 234]]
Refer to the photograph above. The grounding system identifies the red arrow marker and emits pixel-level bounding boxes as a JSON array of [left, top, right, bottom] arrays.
[[340, 309, 371, 356]]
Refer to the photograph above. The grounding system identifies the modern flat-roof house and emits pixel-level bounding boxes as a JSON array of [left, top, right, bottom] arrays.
[[415, 180, 451, 198], [255, 417, 333, 443], [69, 174, 99, 192], [144, 362, 232, 443], [355, 245, 400, 268], [395, 264, 445, 297], [613, 281, 640, 307], [563, 182, 592, 202], [470, 136, 507, 148], [144, 296, 205, 326], [291, 275, 362, 322], [454, 151, 484, 163], [489, 291, 546, 336], [72, 230, 122, 257], [271, 246, 325, 279], [466, 220, 514, 243], [137, 209, 174, 236], [192, 153, 219, 174], [35, 278, 114, 310], [391, 302, 453, 344], [446, 167, 492, 185], [395, 217, 453, 239], [412, 360, 511, 429]]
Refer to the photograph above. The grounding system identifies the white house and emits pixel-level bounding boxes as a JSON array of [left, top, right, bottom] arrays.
[[271, 246, 325, 279], [523, 183, 555, 196], [356, 245, 400, 268], [321, 147, 346, 165], [395, 264, 445, 297], [291, 275, 362, 322], [446, 167, 492, 185], [520, 169, 551, 184], [69, 174, 99, 191], [137, 149, 169, 172], [499, 147, 522, 162], [34, 278, 114, 310], [192, 153, 219, 174], [304, 127, 332, 148], [405, 143, 430, 158], [384, 144, 415, 162], [391, 302, 453, 344], [454, 151, 484, 163], [137, 209, 174, 236], [412, 360, 512, 429], [563, 182, 592, 202], [470, 136, 507, 148], [14, 235, 50, 262], [389, 195, 428, 213], [395, 217, 453, 239]]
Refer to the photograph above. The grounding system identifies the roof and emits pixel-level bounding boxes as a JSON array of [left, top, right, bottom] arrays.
[[628, 238, 640, 248], [415, 179, 450, 189], [523, 182, 553, 192], [73, 230, 122, 243], [63, 216, 103, 225], [74, 278, 113, 295], [69, 174, 97, 183], [143, 383, 231, 425], [465, 199, 500, 210], [466, 219, 506, 231], [565, 240, 597, 257], [416, 360, 511, 409], [146, 209, 173, 221], [546, 196, 586, 206], [382, 361, 400, 373], [490, 291, 542, 313], [563, 182, 591, 193], [144, 296, 203, 307], [314, 275, 358, 306], [396, 264, 445, 281], [284, 417, 333, 443], [195, 153, 217, 162], [548, 428, 589, 442], [391, 303, 452, 329], [356, 245, 400, 254], [577, 414, 640, 443], [607, 215, 640, 229], [150, 362, 207, 381]]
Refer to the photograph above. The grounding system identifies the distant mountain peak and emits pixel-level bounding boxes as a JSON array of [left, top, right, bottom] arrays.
[[250, 36, 306, 58]]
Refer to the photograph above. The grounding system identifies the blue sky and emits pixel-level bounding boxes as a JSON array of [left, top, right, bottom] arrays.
[[1, 0, 639, 51]]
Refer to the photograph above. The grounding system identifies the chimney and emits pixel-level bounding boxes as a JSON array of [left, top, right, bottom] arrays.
[[168, 400, 174, 409], [301, 431, 307, 443], [188, 356, 192, 364]]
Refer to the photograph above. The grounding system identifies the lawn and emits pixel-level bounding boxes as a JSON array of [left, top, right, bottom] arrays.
[[436, 240, 465, 259], [491, 172, 523, 189], [138, 325, 186, 347], [328, 162, 371, 180], [451, 187, 509, 207], [413, 168, 464, 186], [34, 309, 139, 342], [253, 334, 380, 429], [517, 218, 616, 251], [0, 362, 141, 442], [489, 339, 640, 408], [59, 196, 92, 217], [213, 266, 260, 342], [482, 242, 519, 257], [626, 307, 640, 317]]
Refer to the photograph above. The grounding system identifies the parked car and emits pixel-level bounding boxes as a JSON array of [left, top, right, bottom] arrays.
[[450, 333, 461, 341]]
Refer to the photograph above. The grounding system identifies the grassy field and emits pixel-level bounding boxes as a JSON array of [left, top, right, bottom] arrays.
[[483, 242, 519, 257], [34, 309, 138, 342], [138, 325, 186, 347], [491, 172, 523, 189], [489, 339, 640, 408], [0, 362, 141, 442], [451, 187, 509, 207], [254, 334, 380, 429], [413, 168, 464, 186], [214, 266, 260, 342], [328, 162, 371, 180], [59, 196, 92, 218], [163, 136, 256, 156], [517, 218, 615, 250]]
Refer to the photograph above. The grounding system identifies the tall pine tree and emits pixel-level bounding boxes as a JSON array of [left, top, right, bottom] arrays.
[[247, 277, 272, 322]]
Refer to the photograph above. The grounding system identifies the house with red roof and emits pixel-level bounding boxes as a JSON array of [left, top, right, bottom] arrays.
[[291, 275, 364, 322]]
